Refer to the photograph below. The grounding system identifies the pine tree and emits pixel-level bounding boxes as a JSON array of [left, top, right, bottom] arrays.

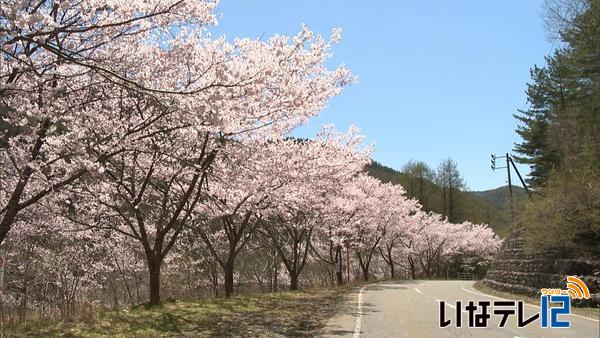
[[513, 66, 561, 188], [517, 0, 600, 255]]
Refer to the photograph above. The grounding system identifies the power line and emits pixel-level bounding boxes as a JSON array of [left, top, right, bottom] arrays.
[[490, 153, 532, 221]]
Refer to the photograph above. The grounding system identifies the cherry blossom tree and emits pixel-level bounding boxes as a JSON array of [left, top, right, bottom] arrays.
[[192, 126, 368, 296], [0, 3, 508, 318], [258, 127, 370, 290], [190, 139, 287, 298], [310, 174, 367, 286], [1, 0, 218, 90], [348, 177, 419, 281], [378, 201, 423, 279], [0, 0, 353, 248], [2, 6, 353, 303], [310, 191, 356, 285], [396, 211, 502, 279], [0, 0, 221, 245], [1, 200, 113, 320]]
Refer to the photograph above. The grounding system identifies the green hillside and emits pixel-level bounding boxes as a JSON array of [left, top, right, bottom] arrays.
[[365, 161, 519, 237], [471, 186, 527, 212], [469, 186, 527, 237]]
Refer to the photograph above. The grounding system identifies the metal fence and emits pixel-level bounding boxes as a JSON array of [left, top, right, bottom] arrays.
[[457, 272, 478, 281]]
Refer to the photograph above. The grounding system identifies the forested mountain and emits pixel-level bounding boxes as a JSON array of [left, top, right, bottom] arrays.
[[365, 161, 519, 237], [472, 186, 527, 211], [512, 0, 599, 257]]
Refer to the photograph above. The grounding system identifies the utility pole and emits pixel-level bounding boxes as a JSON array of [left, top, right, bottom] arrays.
[[505, 153, 512, 198], [491, 154, 513, 220], [508, 156, 532, 198], [491, 153, 533, 220], [505, 153, 513, 220]]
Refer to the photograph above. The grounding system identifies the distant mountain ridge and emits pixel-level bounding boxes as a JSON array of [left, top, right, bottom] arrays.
[[365, 162, 522, 237], [471, 186, 527, 210]]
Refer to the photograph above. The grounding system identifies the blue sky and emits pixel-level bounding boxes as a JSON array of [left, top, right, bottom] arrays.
[[210, 0, 554, 191]]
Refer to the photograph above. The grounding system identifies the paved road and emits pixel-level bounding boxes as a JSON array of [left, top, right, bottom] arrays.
[[321, 280, 599, 337]]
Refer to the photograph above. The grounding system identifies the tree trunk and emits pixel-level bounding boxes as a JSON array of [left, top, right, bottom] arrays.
[[336, 246, 344, 286], [108, 276, 119, 309], [147, 254, 162, 306], [383, 246, 395, 279], [448, 181, 454, 222], [362, 265, 369, 281], [19, 279, 28, 322], [0, 206, 17, 246], [210, 264, 219, 297], [442, 186, 447, 216], [224, 259, 234, 298], [289, 273, 299, 290], [273, 264, 278, 292], [134, 272, 141, 304], [408, 256, 416, 280], [357, 252, 370, 281], [334, 271, 342, 285]]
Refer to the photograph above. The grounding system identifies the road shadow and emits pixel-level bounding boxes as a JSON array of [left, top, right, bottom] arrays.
[[363, 284, 408, 291]]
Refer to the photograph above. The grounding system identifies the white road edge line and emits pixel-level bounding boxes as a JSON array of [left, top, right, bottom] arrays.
[[461, 287, 599, 323], [353, 283, 376, 338], [414, 287, 423, 294]]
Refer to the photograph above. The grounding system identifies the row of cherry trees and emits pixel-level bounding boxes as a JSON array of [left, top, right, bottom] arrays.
[[0, 0, 501, 321]]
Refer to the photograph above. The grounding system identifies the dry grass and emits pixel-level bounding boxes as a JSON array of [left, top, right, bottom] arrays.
[[5, 287, 350, 337]]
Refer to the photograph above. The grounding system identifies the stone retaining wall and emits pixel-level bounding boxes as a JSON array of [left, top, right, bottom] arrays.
[[483, 228, 600, 306]]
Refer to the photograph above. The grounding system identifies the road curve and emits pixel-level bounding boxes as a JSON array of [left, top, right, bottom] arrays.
[[320, 280, 599, 337]]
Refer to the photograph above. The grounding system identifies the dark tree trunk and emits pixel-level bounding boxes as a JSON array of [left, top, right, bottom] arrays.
[[357, 252, 370, 281], [408, 256, 416, 280], [224, 258, 235, 298], [147, 255, 162, 306], [381, 245, 395, 279], [108, 276, 119, 309], [336, 271, 343, 286], [448, 182, 454, 222], [273, 263, 279, 292], [211, 264, 220, 297], [422, 260, 432, 278], [0, 205, 18, 245], [336, 246, 344, 286], [289, 273, 299, 290], [0, 120, 51, 245], [134, 272, 141, 304]]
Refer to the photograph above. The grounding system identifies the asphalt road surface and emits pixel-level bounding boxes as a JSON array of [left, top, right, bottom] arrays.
[[321, 280, 599, 337]]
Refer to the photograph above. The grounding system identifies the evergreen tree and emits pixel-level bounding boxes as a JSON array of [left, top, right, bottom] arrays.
[[513, 67, 560, 188], [402, 160, 436, 210], [436, 158, 465, 223], [517, 0, 600, 256]]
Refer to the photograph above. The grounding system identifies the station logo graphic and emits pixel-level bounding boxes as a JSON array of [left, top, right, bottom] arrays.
[[439, 276, 590, 329], [539, 275, 590, 328]]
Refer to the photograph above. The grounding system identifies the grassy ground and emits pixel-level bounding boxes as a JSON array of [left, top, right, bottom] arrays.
[[473, 281, 600, 318], [5, 287, 350, 337]]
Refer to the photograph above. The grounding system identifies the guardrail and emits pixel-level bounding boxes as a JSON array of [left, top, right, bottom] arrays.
[[457, 272, 477, 281]]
